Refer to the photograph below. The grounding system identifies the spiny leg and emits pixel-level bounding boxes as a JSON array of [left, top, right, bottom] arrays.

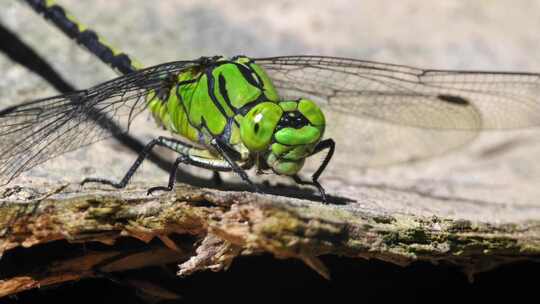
[[83, 135, 257, 194], [146, 138, 254, 195], [81, 136, 185, 188], [146, 155, 187, 194], [292, 139, 335, 203], [147, 137, 259, 194], [292, 174, 327, 202], [147, 153, 235, 195]]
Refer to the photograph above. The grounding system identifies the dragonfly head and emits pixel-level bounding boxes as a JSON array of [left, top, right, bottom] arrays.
[[240, 98, 326, 175]]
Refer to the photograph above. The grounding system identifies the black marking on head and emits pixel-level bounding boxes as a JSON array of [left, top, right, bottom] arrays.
[[438, 94, 470, 106], [277, 111, 310, 130]]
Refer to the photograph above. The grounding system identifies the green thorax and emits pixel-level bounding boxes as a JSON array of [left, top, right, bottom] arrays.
[[146, 56, 326, 177], [146, 56, 280, 146]]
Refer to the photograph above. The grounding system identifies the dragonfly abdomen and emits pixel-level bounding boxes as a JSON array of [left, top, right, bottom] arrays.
[[23, 0, 142, 74]]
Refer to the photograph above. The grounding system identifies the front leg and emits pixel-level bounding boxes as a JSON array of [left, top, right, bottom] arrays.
[[292, 139, 335, 203], [211, 138, 260, 193], [293, 174, 327, 203]]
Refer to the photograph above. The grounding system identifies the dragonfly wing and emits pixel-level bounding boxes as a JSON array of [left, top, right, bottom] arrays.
[[256, 55, 540, 129], [322, 109, 479, 168], [0, 60, 200, 184], [256, 56, 540, 166]]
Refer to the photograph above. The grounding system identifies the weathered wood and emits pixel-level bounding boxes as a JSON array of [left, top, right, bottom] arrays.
[[1, 181, 538, 297]]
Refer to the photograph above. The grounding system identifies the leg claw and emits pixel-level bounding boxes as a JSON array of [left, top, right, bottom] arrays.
[[146, 186, 171, 195]]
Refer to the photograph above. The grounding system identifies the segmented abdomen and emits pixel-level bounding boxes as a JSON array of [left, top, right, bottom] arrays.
[[23, 0, 142, 74]]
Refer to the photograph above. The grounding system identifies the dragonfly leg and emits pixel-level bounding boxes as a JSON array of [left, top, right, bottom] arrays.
[[81, 136, 186, 189], [293, 139, 336, 203], [212, 171, 223, 186], [292, 174, 327, 203], [146, 153, 231, 195], [82, 135, 256, 194], [211, 138, 261, 193], [147, 141, 255, 195], [146, 155, 187, 194]]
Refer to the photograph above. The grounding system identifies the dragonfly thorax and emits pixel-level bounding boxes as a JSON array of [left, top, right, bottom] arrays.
[[240, 99, 326, 176], [144, 56, 325, 176]]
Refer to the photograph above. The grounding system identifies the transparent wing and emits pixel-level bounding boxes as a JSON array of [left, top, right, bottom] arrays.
[[256, 55, 540, 166], [0, 60, 200, 185]]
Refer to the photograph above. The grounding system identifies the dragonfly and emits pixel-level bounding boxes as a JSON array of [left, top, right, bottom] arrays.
[[2, 0, 540, 203]]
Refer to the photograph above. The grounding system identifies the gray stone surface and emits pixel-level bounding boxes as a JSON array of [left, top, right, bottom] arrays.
[[1, 0, 540, 225]]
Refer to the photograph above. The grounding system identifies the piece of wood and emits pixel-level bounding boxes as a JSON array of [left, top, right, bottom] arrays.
[[1, 180, 538, 297]]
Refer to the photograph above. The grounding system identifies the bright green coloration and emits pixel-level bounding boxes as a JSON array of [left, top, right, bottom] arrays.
[[240, 102, 283, 152], [18, 1, 334, 201], [212, 58, 279, 109], [282, 145, 312, 161], [267, 153, 306, 175], [298, 99, 326, 127], [271, 143, 292, 156], [275, 126, 321, 145], [24, 0, 540, 204], [263, 98, 326, 175], [146, 56, 326, 176], [237, 57, 280, 102], [146, 56, 285, 148], [279, 101, 298, 112]]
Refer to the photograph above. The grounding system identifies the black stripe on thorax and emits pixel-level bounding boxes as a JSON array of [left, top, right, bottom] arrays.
[[205, 69, 230, 120], [218, 73, 236, 113], [214, 60, 272, 117]]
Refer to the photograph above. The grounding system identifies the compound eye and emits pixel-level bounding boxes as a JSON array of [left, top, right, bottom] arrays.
[[240, 102, 283, 151]]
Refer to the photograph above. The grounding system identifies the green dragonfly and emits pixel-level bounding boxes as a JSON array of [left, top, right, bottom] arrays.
[[2, 0, 540, 203]]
